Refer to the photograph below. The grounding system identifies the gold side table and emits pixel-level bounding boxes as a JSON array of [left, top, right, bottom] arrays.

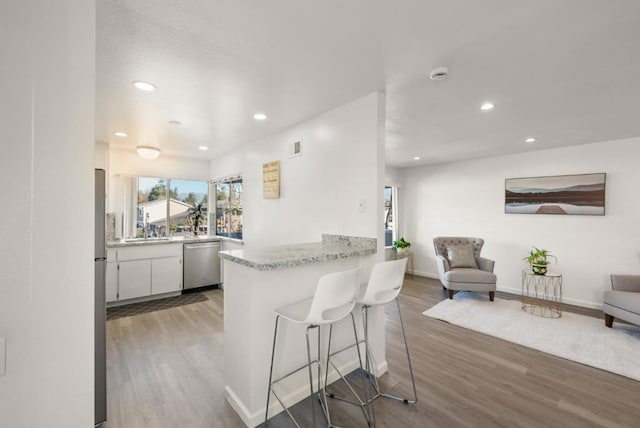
[[395, 251, 414, 277], [521, 270, 562, 318]]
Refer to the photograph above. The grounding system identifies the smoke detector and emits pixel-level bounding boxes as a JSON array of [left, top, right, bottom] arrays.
[[429, 67, 449, 81]]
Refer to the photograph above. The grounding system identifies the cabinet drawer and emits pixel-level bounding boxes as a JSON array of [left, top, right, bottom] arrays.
[[116, 243, 182, 261]]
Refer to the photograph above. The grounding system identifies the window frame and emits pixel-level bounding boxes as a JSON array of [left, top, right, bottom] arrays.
[[132, 175, 210, 238], [211, 174, 243, 241], [384, 185, 398, 248]]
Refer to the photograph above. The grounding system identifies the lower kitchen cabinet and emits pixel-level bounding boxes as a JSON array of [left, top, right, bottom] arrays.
[[151, 256, 182, 295], [106, 243, 183, 304], [118, 259, 152, 300], [106, 262, 119, 302]]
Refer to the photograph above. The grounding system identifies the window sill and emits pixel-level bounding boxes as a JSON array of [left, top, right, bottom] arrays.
[[217, 236, 244, 245]]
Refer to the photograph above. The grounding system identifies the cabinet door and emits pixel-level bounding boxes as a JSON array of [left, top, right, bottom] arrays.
[[118, 260, 152, 300], [106, 262, 118, 303], [151, 256, 182, 295]]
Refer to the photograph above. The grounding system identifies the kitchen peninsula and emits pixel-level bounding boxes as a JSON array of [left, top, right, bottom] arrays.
[[220, 234, 384, 427]]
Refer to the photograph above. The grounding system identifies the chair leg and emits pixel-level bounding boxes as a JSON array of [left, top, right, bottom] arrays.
[[605, 314, 614, 328], [489, 291, 495, 302], [448, 289, 454, 299], [383, 297, 417, 404], [264, 315, 280, 425], [323, 316, 373, 427]]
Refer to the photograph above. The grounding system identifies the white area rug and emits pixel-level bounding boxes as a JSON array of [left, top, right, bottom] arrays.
[[423, 292, 640, 381]]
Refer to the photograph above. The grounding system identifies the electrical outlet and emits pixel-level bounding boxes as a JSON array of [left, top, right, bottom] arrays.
[[0, 337, 6, 377]]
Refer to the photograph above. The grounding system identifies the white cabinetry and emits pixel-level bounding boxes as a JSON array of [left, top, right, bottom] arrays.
[[106, 243, 183, 304], [152, 256, 182, 295], [118, 260, 152, 300], [105, 261, 118, 302]]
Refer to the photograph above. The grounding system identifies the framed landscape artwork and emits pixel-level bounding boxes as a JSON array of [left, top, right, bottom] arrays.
[[505, 173, 606, 215]]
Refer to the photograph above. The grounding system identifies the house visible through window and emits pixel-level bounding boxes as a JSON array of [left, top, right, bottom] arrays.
[[135, 177, 209, 238], [214, 177, 243, 240]]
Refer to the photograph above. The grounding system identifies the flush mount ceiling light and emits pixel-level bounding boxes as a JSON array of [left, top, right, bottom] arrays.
[[114, 131, 128, 138], [133, 81, 156, 91], [480, 102, 495, 111], [136, 146, 161, 160], [525, 137, 536, 143], [413, 156, 421, 160], [198, 146, 209, 151], [253, 113, 267, 121]]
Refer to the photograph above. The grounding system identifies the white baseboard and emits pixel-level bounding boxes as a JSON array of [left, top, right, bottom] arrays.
[[412, 270, 439, 279], [225, 358, 387, 427], [496, 285, 603, 310], [414, 271, 603, 310]]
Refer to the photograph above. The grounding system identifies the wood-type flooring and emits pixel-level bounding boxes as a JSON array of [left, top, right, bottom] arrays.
[[104, 276, 640, 428]]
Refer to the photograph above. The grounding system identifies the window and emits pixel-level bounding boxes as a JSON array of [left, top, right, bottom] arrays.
[[384, 186, 397, 247], [137, 177, 169, 238], [129, 176, 209, 238], [214, 177, 243, 240], [170, 179, 209, 236]]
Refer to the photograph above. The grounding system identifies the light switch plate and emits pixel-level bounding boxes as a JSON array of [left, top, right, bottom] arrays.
[[358, 198, 366, 213], [0, 337, 6, 376]]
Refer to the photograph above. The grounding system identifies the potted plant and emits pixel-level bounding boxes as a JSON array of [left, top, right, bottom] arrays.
[[187, 202, 206, 236], [393, 237, 411, 254], [523, 247, 557, 275]]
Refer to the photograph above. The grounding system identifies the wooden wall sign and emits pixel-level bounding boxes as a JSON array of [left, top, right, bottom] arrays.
[[263, 160, 280, 199]]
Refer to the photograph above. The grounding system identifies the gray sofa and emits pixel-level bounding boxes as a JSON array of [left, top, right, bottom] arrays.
[[603, 274, 640, 327], [433, 236, 497, 301]]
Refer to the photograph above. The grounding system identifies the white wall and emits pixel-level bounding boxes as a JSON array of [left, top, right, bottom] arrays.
[[401, 137, 640, 308], [210, 92, 386, 253], [95, 141, 109, 171], [0, 1, 95, 427], [109, 146, 211, 180]]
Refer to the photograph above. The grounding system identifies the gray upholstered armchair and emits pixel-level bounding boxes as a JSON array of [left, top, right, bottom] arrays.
[[433, 237, 497, 301], [603, 275, 640, 327]]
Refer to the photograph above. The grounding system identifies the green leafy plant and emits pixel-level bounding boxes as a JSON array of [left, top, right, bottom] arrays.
[[187, 202, 206, 236], [523, 247, 557, 275], [393, 237, 411, 250]]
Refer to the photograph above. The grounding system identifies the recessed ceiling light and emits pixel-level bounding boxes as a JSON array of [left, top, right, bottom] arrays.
[[253, 113, 267, 121], [114, 131, 128, 138], [480, 103, 495, 111], [413, 157, 421, 160], [198, 146, 209, 151], [525, 137, 536, 143], [133, 81, 156, 91], [168, 120, 181, 126]]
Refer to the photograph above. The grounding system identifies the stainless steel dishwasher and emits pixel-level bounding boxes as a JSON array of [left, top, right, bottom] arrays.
[[183, 241, 221, 290]]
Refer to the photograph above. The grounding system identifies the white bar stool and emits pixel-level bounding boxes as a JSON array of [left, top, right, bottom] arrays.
[[326, 258, 417, 423], [264, 267, 363, 428]]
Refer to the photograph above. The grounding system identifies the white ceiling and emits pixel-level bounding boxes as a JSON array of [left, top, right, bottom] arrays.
[[96, 0, 640, 167]]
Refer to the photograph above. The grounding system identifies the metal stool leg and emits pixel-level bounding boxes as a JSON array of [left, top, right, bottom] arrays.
[[323, 318, 372, 426], [378, 298, 417, 404], [265, 320, 331, 428], [265, 315, 280, 426]]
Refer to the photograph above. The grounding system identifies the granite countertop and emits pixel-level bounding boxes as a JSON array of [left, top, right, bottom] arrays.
[[107, 235, 220, 248], [218, 234, 377, 271]]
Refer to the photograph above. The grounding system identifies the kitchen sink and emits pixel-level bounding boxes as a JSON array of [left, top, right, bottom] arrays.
[[123, 237, 171, 243]]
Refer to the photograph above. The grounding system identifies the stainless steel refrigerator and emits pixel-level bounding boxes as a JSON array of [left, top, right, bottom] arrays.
[[95, 169, 107, 426]]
